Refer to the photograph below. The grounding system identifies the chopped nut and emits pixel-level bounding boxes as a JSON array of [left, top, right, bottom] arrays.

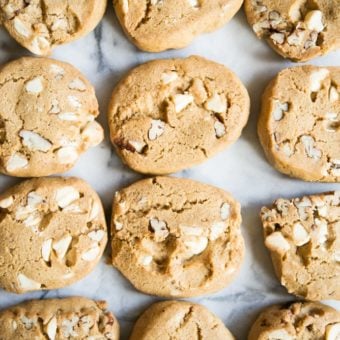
[[180, 225, 203, 236], [210, 222, 226, 241], [310, 68, 329, 92], [184, 236, 208, 255], [220, 202, 230, 220], [287, 29, 305, 46], [270, 32, 285, 44], [13, 17, 32, 37], [21, 316, 35, 330], [272, 101, 288, 121], [266, 329, 294, 340], [88, 230, 106, 242], [23, 213, 42, 231], [314, 218, 328, 244], [149, 218, 169, 240], [17, 273, 41, 291], [89, 200, 100, 221], [294, 197, 312, 220], [30, 36, 50, 55], [63, 204, 84, 213], [289, 3, 302, 22], [173, 93, 194, 113], [56, 146, 78, 164], [68, 78, 86, 91], [42, 239, 52, 262], [45, 316, 57, 340], [51, 18, 68, 31], [129, 140, 146, 153], [55, 186, 80, 208], [161, 71, 178, 84], [0, 196, 14, 209], [139, 254, 153, 266], [253, 20, 271, 34], [12, 320, 17, 330], [281, 142, 293, 157], [148, 119, 165, 141], [81, 245, 101, 261], [121, 0, 129, 14], [61, 316, 79, 337], [205, 93, 227, 113], [300, 135, 322, 160], [58, 112, 79, 121], [265, 232, 290, 254], [292, 223, 310, 246], [304, 10, 324, 32], [81, 121, 104, 146], [329, 86, 339, 102], [50, 64, 65, 80], [25, 77, 43, 94], [19, 130, 52, 152], [214, 120, 226, 138], [53, 235, 72, 259], [188, 0, 200, 7], [115, 220, 123, 231], [67, 95, 82, 108], [49, 99, 61, 114], [6, 153, 28, 172]]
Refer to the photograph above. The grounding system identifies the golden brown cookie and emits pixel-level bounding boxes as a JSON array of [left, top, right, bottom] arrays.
[[108, 56, 250, 175], [258, 65, 340, 182], [0, 177, 107, 294]]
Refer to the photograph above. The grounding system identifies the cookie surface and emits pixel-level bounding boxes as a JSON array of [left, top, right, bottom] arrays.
[[248, 301, 340, 340], [0, 57, 103, 177], [0, 297, 119, 339], [261, 191, 340, 301], [113, 0, 243, 52], [0, 0, 107, 55], [130, 300, 235, 340], [108, 56, 250, 175], [111, 176, 244, 297], [258, 66, 340, 182], [244, 0, 340, 62], [0, 177, 107, 294]]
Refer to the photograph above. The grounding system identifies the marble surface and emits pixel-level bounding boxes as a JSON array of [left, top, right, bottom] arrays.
[[0, 5, 339, 340]]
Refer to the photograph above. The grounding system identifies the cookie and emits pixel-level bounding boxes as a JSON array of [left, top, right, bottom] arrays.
[[0, 57, 103, 177], [113, 0, 243, 52], [244, 0, 340, 62], [0, 296, 119, 339], [0, 177, 107, 294], [108, 56, 250, 175], [258, 65, 340, 182], [0, 0, 107, 55], [248, 301, 340, 340], [111, 176, 244, 297], [130, 300, 235, 340], [261, 191, 340, 301]]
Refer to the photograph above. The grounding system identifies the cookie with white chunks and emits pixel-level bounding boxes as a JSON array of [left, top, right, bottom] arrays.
[[258, 66, 340, 182], [0, 177, 107, 294], [108, 56, 250, 175], [0, 297, 119, 339], [0, 57, 103, 177], [248, 301, 340, 340], [111, 176, 244, 298], [261, 191, 340, 301], [130, 300, 235, 340], [0, 0, 107, 55], [244, 0, 340, 62]]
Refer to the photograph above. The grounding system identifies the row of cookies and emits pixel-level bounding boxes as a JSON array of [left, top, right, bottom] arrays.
[[1, 1, 338, 61], [0, 297, 339, 339], [0, 56, 338, 182]]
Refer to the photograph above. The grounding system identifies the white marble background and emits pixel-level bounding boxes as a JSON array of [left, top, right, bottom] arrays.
[[0, 5, 339, 340]]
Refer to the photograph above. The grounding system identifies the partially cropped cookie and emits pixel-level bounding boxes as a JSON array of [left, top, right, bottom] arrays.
[[0, 177, 107, 294], [114, 0, 243, 52], [0, 297, 119, 339], [130, 301, 235, 340], [258, 66, 339, 182], [244, 0, 340, 61], [248, 301, 340, 340], [108, 56, 250, 175], [0, 0, 107, 55], [261, 191, 340, 301], [0, 57, 103, 177], [111, 176, 244, 297]]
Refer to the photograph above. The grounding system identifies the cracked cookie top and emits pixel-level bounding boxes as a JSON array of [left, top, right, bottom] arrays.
[[261, 191, 340, 300], [108, 56, 250, 175], [0, 0, 107, 55], [111, 176, 244, 298], [130, 301, 235, 340], [0, 177, 107, 294], [244, 0, 340, 62], [258, 65, 340, 182], [0, 57, 103, 177]]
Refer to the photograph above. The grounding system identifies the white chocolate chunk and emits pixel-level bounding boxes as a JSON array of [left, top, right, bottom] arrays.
[[88, 230, 106, 242], [301, 135, 322, 159], [184, 236, 208, 255], [220, 203, 230, 220], [49, 99, 61, 114], [58, 112, 79, 121], [129, 140, 146, 153], [50, 64, 65, 79], [214, 120, 226, 138], [161, 71, 178, 84], [53, 235, 72, 259], [148, 119, 165, 141], [304, 10, 324, 32], [63, 204, 84, 213], [121, 0, 129, 14], [17, 273, 41, 291], [56, 146, 78, 164], [149, 218, 169, 240], [46, 316, 57, 340], [272, 101, 288, 121], [310, 68, 329, 92], [62, 316, 79, 337], [188, 0, 199, 7], [292, 223, 310, 246], [282, 143, 293, 157], [68, 78, 86, 91], [314, 218, 328, 244], [51, 18, 68, 31], [81, 121, 104, 146], [41, 239, 52, 262], [267, 329, 294, 340], [180, 225, 203, 236], [210, 222, 226, 241], [0, 196, 14, 209], [23, 213, 42, 230], [6, 153, 28, 172], [67, 95, 82, 108], [325, 323, 340, 340], [139, 254, 153, 266], [13, 17, 31, 37], [205, 93, 227, 113], [12, 320, 17, 330], [265, 232, 290, 254], [81, 245, 100, 261], [21, 316, 35, 330], [30, 36, 50, 55], [19, 130, 52, 152], [88, 200, 100, 221], [271, 32, 285, 44], [173, 93, 194, 113], [329, 86, 339, 102], [25, 77, 43, 94], [55, 186, 80, 208]]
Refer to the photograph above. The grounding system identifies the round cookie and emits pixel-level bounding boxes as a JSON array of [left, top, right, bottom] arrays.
[[248, 301, 340, 340], [108, 56, 250, 175], [111, 176, 244, 298], [113, 0, 243, 52], [258, 65, 340, 182], [0, 297, 119, 339], [0, 57, 103, 177], [261, 191, 340, 301], [244, 0, 340, 62], [130, 301, 235, 340], [0, 0, 107, 55], [0, 177, 107, 294]]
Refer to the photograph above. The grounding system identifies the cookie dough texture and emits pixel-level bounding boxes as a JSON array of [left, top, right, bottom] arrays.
[[130, 301, 235, 340], [0, 177, 107, 294], [111, 176, 244, 297], [0, 57, 103, 177], [261, 191, 340, 301], [244, 0, 340, 61], [0, 297, 119, 340], [258, 66, 340, 182], [0, 0, 107, 55], [108, 56, 250, 175], [248, 302, 340, 340], [113, 0, 243, 52]]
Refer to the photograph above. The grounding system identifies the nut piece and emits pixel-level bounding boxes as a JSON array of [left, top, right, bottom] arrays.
[[53, 235, 72, 259], [55, 186, 80, 208], [205, 93, 227, 113], [6, 153, 28, 172], [301, 135, 321, 159], [56, 146, 79, 164], [184, 236, 208, 255], [304, 10, 324, 32], [41, 239, 52, 262], [121, 0, 129, 14], [188, 0, 200, 8], [266, 329, 294, 340], [13, 17, 31, 37], [19, 130, 52, 152], [0, 196, 14, 209], [45, 316, 57, 340], [149, 218, 169, 240], [161, 71, 178, 84], [68, 78, 86, 91], [310, 69, 329, 92], [129, 140, 146, 153], [314, 218, 328, 244], [210, 222, 226, 241], [81, 121, 104, 146], [148, 120, 165, 141], [17, 273, 41, 291], [214, 120, 226, 138], [61, 316, 79, 337], [271, 32, 285, 44], [292, 223, 310, 246], [88, 230, 106, 242], [50, 64, 65, 80], [81, 245, 101, 261], [25, 77, 43, 94], [220, 202, 230, 220], [139, 254, 153, 266], [173, 93, 194, 113], [265, 232, 290, 254], [89, 200, 100, 221], [329, 86, 339, 102], [272, 101, 288, 121]]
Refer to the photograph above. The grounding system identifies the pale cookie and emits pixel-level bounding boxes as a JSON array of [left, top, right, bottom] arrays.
[[258, 66, 340, 182], [261, 191, 340, 301], [0, 177, 107, 294], [0, 57, 103, 177], [244, 0, 340, 62], [111, 176, 244, 297], [130, 300, 235, 340], [0, 297, 119, 340], [0, 0, 107, 55], [113, 0, 243, 52], [248, 301, 340, 340], [108, 56, 250, 175]]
